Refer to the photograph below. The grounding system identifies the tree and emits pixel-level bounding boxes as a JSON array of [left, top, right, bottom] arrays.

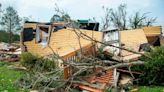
[[100, 4, 157, 31], [50, 14, 70, 23], [144, 17, 156, 27], [100, 6, 111, 31], [110, 4, 127, 30], [0, 31, 20, 43], [61, 14, 71, 22], [1, 6, 21, 43], [129, 12, 156, 29], [50, 4, 71, 23], [50, 14, 62, 22], [101, 4, 127, 31], [0, 3, 2, 14], [0, 3, 2, 23]]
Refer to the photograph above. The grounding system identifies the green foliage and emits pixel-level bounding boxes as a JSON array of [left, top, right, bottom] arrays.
[[0, 6, 21, 43], [136, 86, 164, 92], [20, 52, 56, 72], [15, 70, 64, 91], [0, 61, 6, 66], [1, 6, 21, 31], [129, 12, 156, 29], [0, 30, 20, 43], [50, 14, 63, 22], [50, 14, 70, 23], [101, 4, 156, 31], [17, 53, 65, 91], [133, 47, 164, 85]]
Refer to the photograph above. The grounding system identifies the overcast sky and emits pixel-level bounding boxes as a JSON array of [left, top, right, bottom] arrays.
[[1, 0, 164, 32]]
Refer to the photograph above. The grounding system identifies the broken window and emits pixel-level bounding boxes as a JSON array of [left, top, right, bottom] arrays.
[[23, 28, 35, 42], [36, 26, 50, 48]]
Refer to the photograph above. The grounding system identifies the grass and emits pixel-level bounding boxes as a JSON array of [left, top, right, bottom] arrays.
[[136, 86, 164, 92], [0, 61, 27, 92]]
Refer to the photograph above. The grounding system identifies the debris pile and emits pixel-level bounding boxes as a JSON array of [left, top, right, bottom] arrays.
[[13, 21, 163, 92], [0, 42, 21, 62]]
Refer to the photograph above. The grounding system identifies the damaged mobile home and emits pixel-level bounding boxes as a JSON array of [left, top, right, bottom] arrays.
[[21, 21, 103, 79], [21, 21, 102, 57], [103, 26, 164, 62], [20, 21, 164, 91], [143, 26, 164, 46], [21, 21, 163, 63]]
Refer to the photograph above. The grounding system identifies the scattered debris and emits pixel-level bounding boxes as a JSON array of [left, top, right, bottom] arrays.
[[8, 21, 163, 91], [78, 69, 117, 92], [119, 74, 133, 85], [0, 42, 21, 62], [129, 88, 138, 92], [30, 90, 39, 92]]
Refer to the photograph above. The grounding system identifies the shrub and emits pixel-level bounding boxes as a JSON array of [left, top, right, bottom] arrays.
[[133, 46, 164, 85], [20, 52, 38, 68], [20, 52, 56, 72], [17, 53, 64, 91]]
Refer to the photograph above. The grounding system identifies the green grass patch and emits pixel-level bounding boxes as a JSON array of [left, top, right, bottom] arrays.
[[137, 86, 164, 92], [0, 62, 27, 92]]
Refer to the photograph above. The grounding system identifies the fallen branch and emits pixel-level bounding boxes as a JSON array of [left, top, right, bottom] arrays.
[[104, 61, 144, 70], [68, 61, 145, 71], [70, 29, 151, 59]]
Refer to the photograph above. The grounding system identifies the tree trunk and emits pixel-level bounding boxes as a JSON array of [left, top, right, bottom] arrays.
[[9, 18, 12, 44]]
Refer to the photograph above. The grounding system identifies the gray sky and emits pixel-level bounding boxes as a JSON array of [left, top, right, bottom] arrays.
[[1, 0, 164, 32]]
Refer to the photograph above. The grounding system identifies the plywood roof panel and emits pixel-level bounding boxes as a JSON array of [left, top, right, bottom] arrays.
[[120, 29, 148, 56], [24, 28, 103, 56]]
